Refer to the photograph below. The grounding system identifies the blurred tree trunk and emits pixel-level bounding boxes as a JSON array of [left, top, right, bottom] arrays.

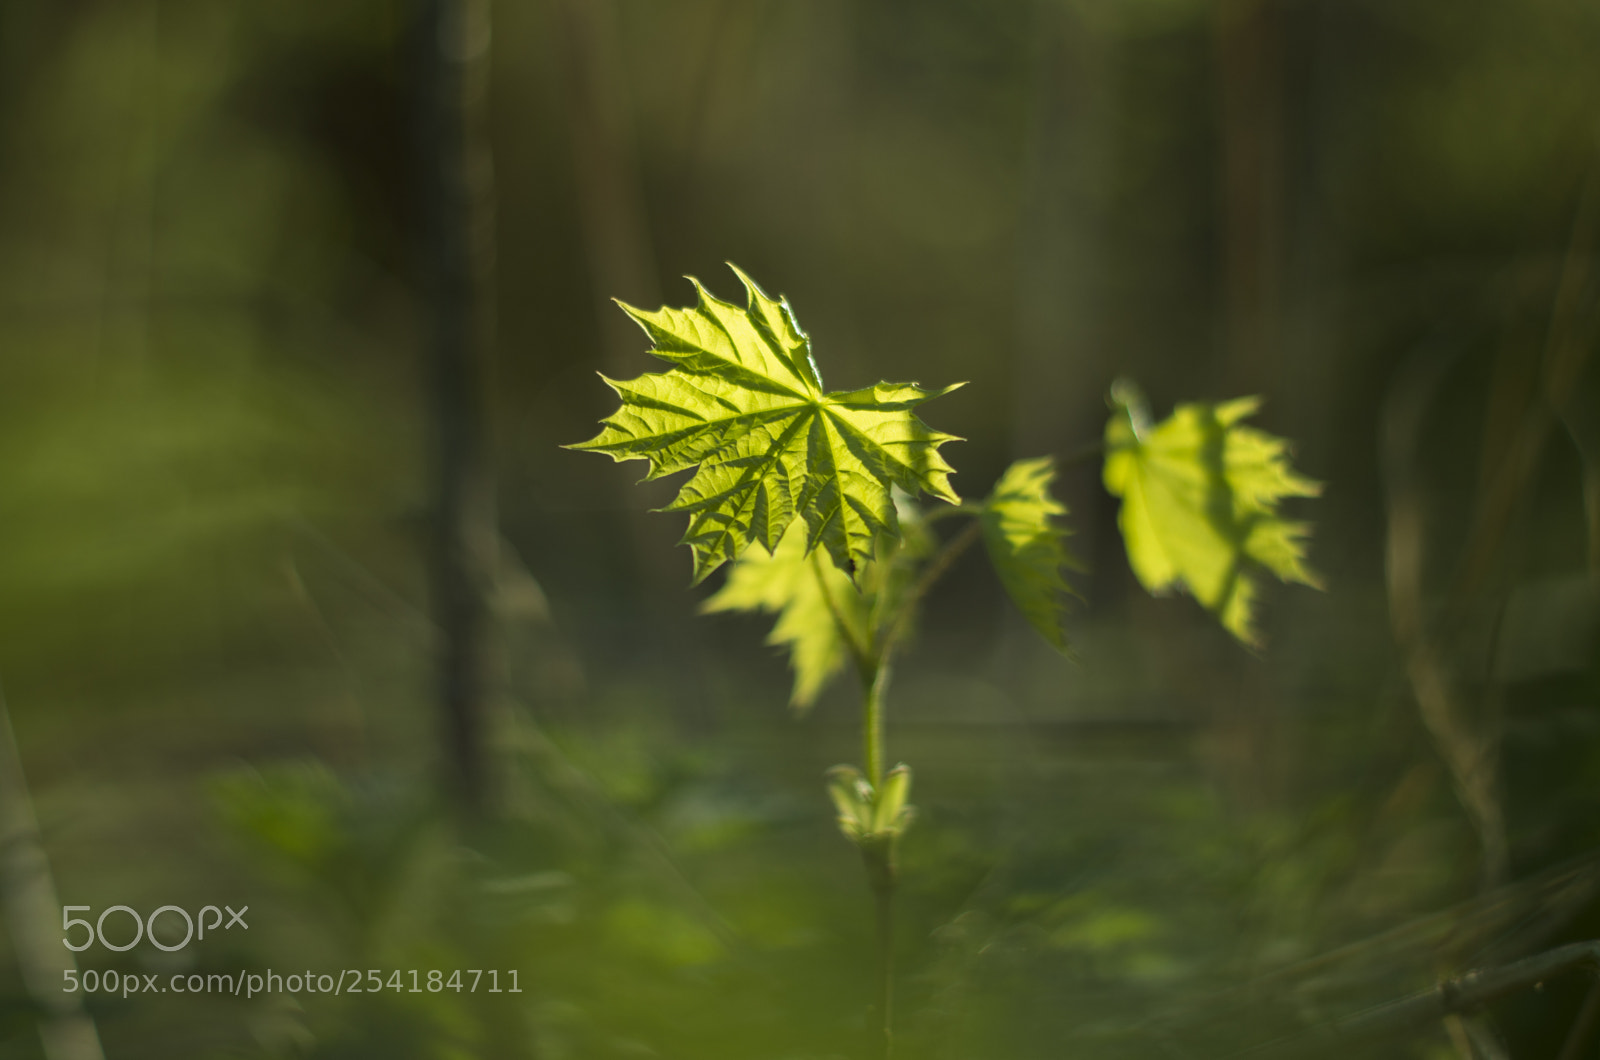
[[417, 0, 500, 815], [1210, 0, 1293, 811], [0, 685, 105, 1060], [1214, 0, 1285, 398], [548, 0, 687, 595], [1011, 0, 1112, 463], [1006, 0, 1117, 675]]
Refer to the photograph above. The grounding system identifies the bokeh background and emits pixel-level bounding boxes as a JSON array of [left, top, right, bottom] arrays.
[[1, 0, 1599, 1057]]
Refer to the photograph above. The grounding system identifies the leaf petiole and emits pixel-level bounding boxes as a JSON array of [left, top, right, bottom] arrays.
[[875, 518, 983, 666], [811, 551, 872, 672], [920, 502, 985, 524]]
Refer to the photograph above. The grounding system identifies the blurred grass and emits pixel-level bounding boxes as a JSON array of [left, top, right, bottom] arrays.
[[1, 0, 1599, 1057]]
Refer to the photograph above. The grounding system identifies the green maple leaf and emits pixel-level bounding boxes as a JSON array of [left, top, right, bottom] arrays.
[[981, 457, 1079, 652], [701, 496, 934, 710], [1102, 379, 1322, 646], [701, 520, 866, 709], [567, 265, 963, 582]]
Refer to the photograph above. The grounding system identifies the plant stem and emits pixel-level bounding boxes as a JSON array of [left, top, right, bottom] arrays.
[[862, 658, 891, 787], [856, 656, 896, 1060], [921, 502, 985, 525], [843, 514, 987, 1060], [874, 868, 895, 1060], [879, 518, 983, 665]]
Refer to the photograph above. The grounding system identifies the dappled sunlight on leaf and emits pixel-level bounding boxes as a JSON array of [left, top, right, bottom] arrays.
[[1103, 379, 1322, 645], [569, 265, 963, 583]]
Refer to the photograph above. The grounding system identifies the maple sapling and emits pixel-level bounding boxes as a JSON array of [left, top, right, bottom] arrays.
[[569, 265, 1321, 1057]]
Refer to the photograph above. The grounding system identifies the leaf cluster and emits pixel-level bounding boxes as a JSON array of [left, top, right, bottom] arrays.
[[571, 267, 1322, 707]]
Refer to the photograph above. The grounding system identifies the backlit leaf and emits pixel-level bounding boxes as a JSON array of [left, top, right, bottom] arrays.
[[701, 519, 866, 710], [980, 457, 1078, 652], [568, 265, 963, 582], [1102, 379, 1321, 646], [701, 493, 934, 709]]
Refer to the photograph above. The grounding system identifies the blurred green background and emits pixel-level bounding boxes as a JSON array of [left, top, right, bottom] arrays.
[[1, 0, 1598, 1057]]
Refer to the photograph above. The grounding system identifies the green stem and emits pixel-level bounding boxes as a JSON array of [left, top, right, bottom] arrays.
[[878, 517, 982, 665], [921, 502, 985, 525], [856, 657, 897, 1060], [833, 514, 985, 1060], [862, 658, 891, 788], [875, 867, 895, 1060], [853, 651, 896, 1059]]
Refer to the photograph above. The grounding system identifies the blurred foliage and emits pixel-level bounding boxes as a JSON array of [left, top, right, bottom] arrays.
[[1103, 380, 1321, 646], [0, 0, 1597, 1058]]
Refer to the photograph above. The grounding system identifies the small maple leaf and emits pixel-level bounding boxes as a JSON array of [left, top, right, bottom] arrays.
[[700, 520, 865, 709], [568, 265, 963, 583], [1102, 379, 1321, 646], [980, 457, 1079, 653], [701, 494, 933, 710]]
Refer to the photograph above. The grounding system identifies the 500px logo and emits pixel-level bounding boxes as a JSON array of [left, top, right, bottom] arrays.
[[62, 905, 248, 952]]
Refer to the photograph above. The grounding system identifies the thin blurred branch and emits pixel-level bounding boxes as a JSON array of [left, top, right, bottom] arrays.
[[1455, 165, 1599, 604], [1376, 172, 1600, 890], [1545, 167, 1600, 583], [1382, 344, 1509, 888], [1141, 848, 1600, 1050], [0, 680, 106, 1060], [1223, 940, 1600, 1056], [1380, 168, 1600, 890]]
